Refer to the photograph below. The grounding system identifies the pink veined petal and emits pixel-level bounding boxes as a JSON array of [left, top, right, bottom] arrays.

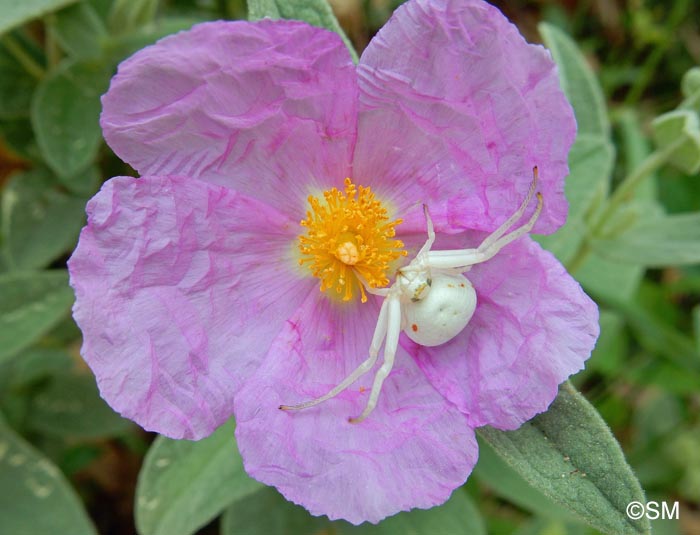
[[355, 0, 575, 236], [410, 234, 599, 430], [101, 20, 358, 217], [234, 290, 477, 525], [68, 175, 314, 439]]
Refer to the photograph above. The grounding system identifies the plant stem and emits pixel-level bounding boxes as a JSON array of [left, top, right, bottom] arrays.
[[592, 137, 684, 234], [566, 241, 591, 275], [566, 136, 684, 273], [1, 34, 45, 80], [44, 15, 61, 70]]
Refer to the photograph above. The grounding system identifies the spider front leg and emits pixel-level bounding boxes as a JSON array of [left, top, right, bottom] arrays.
[[279, 292, 393, 412], [427, 168, 543, 270], [349, 293, 402, 424]]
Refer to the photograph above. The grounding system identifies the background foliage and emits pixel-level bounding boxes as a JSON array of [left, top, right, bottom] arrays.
[[0, 0, 698, 534]]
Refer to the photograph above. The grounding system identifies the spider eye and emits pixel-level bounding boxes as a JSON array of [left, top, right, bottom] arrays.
[[399, 271, 432, 302]]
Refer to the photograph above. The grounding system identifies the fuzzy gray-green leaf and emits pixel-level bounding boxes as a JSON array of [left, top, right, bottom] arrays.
[[27, 371, 132, 439], [535, 133, 614, 264], [222, 486, 486, 535], [135, 420, 261, 535], [539, 22, 609, 138], [591, 211, 700, 266], [0, 415, 98, 535], [0, 0, 78, 35], [247, 0, 358, 63], [31, 60, 110, 178], [1, 168, 87, 270], [651, 110, 700, 174], [478, 382, 650, 535], [0, 270, 74, 364]]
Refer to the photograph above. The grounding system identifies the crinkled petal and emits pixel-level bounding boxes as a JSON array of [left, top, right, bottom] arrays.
[[355, 0, 575, 235], [101, 20, 357, 216], [412, 235, 598, 430], [235, 291, 477, 525], [68, 175, 314, 439]]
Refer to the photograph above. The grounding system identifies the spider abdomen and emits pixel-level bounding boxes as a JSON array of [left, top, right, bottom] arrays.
[[402, 273, 476, 347]]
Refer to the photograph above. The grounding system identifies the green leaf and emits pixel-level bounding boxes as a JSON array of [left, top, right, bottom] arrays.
[[579, 310, 627, 378], [31, 60, 110, 178], [565, 135, 615, 219], [591, 211, 700, 266], [57, 164, 101, 196], [474, 439, 576, 521], [574, 253, 644, 303], [570, 109, 661, 303], [680, 66, 700, 111], [539, 22, 610, 138], [0, 0, 79, 35], [694, 303, 700, 354], [102, 16, 203, 63], [650, 516, 682, 535], [0, 40, 37, 118], [1, 168, 87, 270], [681, 66, 700, 97], [535, 24, 617, 272], [27, 370, 132, 439], [535, 134, 614, 264], [478, 382, 650, 535], [108, 0, 158, 34], [53, 2, 107, 59], [632, 390, 683, 447], [627, 360, 700, 396], [247, 0, 358, 63], [616, 108, 658, 193], [0, 415, 97, 535], [651, 110, 700, 174], [135, 420, 262, 535], [222, 485, 486, 535], [0, 270, 74, 365], [599, 289, 700, 374], [337, 491, 486, 535], [0, 117, 41, 161], [514, 517, 595, 535], [221, 487, 329, 535], [6, 347, 73, 388], [669, 429, 700, 503]]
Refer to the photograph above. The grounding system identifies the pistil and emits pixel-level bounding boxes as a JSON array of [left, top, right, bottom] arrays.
[[299, 178, 406, 303]]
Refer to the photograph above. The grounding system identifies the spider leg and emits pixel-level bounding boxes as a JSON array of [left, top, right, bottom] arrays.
[[416, 204, 436, 257], [426, 192, 543, 270], [279, 295, 390, 411], [479, 166, 538, 252], [397, 205, 436, 276], [349, 294, 401, 424], [477, 191, 543, 255]]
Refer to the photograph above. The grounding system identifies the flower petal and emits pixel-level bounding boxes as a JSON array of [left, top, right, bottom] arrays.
[[235, 291, 477, 525], [101, 20, 358, 216], [355, 0, 575, 235], [412, 235, 599, 430], [68, 175, 313, 439]]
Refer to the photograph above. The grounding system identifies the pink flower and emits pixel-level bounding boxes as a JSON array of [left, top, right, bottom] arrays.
[[69, 0, 598, 524]]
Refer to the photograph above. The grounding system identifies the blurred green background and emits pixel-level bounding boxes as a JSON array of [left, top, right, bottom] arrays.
[[0, 0, 699, 534]]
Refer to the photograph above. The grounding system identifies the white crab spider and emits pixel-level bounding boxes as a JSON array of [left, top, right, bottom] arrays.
[[281, 167, 543, 423]]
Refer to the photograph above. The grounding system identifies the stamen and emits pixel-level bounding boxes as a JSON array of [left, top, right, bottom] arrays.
[[299, 178, 406, 302]]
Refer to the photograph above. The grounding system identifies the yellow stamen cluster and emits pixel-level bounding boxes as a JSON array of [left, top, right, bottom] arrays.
[[299, 178, 407, 303]]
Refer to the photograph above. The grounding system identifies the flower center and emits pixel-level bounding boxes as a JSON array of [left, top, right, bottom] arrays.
[[299, 178, 406, 303]]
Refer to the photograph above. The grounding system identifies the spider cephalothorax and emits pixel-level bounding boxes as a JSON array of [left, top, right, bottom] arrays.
[[281, 167, 543, 423]]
